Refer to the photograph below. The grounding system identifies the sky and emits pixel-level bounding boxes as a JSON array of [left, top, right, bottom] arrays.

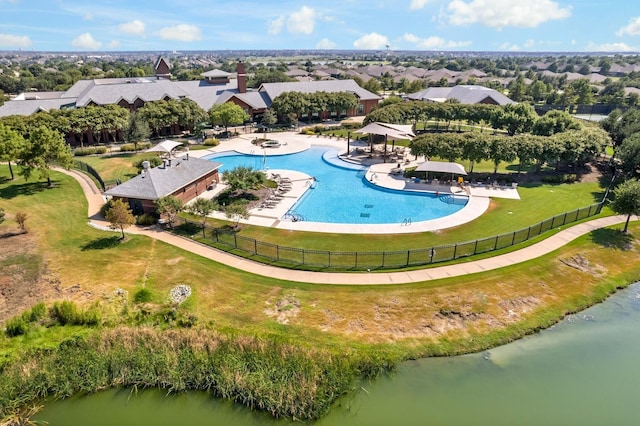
[[0, 0, 639, 53]]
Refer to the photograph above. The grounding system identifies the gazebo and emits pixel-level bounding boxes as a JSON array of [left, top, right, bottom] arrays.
[[354, 122, 415, 162]]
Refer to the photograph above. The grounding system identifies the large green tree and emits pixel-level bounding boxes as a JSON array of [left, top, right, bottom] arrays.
[[222, 166, 265, 195], [611, 179, 640, 233], [124, 111, 151, 151], [0, 123, 24, 180], [208, 102, 249, 135], [18, 126, 73, 187]]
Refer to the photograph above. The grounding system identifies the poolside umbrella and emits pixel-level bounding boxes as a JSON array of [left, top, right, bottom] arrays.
[[145, 139, 183, 156]]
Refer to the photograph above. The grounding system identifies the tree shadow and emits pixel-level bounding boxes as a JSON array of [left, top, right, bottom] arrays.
[[81, 236, 122, 251], [0, 181, 51, 199], [590, 228, 635, 250]]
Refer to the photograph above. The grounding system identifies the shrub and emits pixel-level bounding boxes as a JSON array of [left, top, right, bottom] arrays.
[[50, 301, 84, 326], [26, 302, 47, 322], [83, 306, 102, 326], [133, 156, 162, 171], [73, 146, 108, 156], [541, 174, 578, 184], [120, 142, 151, 152], [136, 213, 157, 226], [203, 138, 220, 146], [100, 199, 114, 217], [133, 288, 153, 304], [4, 316, 28, 337]]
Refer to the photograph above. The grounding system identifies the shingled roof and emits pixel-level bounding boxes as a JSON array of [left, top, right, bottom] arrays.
[[104, 156, 221, 201], [259, 79, 381, 102], [407, 85, 515, 106]]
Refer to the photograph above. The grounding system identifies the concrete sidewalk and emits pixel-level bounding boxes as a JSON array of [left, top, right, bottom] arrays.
[[58, 168, 631, 286]]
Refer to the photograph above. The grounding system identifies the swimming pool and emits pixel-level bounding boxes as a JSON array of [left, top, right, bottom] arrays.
[[207, 146, 467, 224]]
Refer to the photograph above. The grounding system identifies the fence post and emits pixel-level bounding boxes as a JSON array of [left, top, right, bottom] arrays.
[[355, 251, 358, 269], [511, 231, 516, 245], [563, 212, 567, 226], [494, 235, 499, 250], [453, 244, 457, 259], [406, 250, 410, 266], [254, 239, 257, 255], [233, 232, 237, 248], [473, 240, 478, 255], [526, 226, 531, 240], [382, 251, 385, 268]]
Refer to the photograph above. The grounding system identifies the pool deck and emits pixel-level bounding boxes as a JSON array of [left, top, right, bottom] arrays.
[[187, 131, 521, 234]]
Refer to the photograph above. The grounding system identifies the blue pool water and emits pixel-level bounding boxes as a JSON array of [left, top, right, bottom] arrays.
[[206, 146, 467, 224]]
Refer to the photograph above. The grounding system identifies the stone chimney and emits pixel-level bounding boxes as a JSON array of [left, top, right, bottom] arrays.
[[237, 61, 246, 94]]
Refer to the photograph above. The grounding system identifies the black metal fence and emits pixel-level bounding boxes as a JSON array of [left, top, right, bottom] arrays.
[[73, 160, 106, 191], [175, 202, 604, 271]]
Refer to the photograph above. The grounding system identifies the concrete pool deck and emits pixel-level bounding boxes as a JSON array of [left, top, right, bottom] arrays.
[[187, 131, 522, 234]]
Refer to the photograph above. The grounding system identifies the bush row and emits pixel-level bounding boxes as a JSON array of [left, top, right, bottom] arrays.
[[73, 146, 108, 156]]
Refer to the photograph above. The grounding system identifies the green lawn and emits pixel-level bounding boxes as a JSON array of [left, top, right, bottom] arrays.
[[77, 152, 162, 183]]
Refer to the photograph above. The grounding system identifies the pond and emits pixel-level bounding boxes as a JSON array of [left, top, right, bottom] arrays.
[[35, 283, 640, 425]]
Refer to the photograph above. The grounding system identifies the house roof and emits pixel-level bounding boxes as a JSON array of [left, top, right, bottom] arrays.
[[104, 156, 221, 201], [0, 97, 76, 116], [173, 79, 238, 111], [259, 79, 381, 102], [407, 85, 515, 105], [73, 77, 191, 107], [201, 69, 233, 78]]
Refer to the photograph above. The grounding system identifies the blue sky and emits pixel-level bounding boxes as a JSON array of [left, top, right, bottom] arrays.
[[0, 0, 639, 52]]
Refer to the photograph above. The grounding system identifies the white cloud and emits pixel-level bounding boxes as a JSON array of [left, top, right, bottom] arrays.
[[287, 6, 316, 35], [447, 0, 571, 29], [317, 38, 336, 49], [409, 0, 432, 10], [499, 42, 520, 51], [83, 12, 93, 21], [157, 24, 201, 42], [587, 42, 636, 52], [0, 33, 32, 48], [268, 16, 285, 35], [402, 33, 471, 49], [353, 32, 389, 49], [71, 32, 101, 50], [108, 40, 121, 48], [119, 20, 145, 36], [524, 39, 535, 48], [616, 17, 640, 36]]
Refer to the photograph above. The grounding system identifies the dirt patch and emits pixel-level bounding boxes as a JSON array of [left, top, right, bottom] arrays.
[[0, 232, 62, 322], [559, 254, 604, 276], [264, 294, 301, 324]]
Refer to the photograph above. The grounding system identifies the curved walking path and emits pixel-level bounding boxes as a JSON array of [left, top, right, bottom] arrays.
[[59, 168, 632, 286]]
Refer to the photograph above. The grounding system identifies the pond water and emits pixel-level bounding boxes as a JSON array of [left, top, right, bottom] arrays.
[[35, 283, 640, 425]]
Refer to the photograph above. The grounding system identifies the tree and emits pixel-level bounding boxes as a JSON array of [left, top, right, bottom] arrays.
[[269, 91, 309, 124], [223, 166, 265, 195], [224, 203, 249, 230], [610, 179, 640, 233], [617, 133, 640, 179], [188, 197, 218, 237], [260, 109, 277, 138], [491, 103, 536, 136], [156, 195, 183, 229], [124, 112, 150, 151], [0, 123, 24, 180], [208, 102, 249, 135], [15, 211, 27, 233], [18, 126, 73, 187], [105, 198, 135, 239]]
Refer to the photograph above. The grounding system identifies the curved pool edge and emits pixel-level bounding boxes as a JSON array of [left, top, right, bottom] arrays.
[[274, 195, 489, 234]]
